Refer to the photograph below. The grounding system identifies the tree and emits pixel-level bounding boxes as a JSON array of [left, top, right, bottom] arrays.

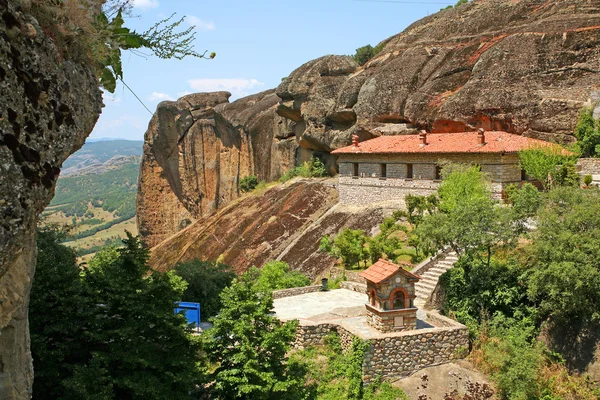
[[518, 146, 578, 190], [368, 215, 406, 263], [30, 230, 203, 399], [173, 259, 235, 320], [63, 233, 202, 400], [239, 175, 259, 193], [352, 45, 374, 65], [320, 228, 370, 269], [396, 194, 439, 257], [204, 273, 303, 399], [416, 164, 520, 266], [526, 187, 600, 326], [249, 261, 311, 293], [574, 106, 600, 158], [30, 227, 91, 400]]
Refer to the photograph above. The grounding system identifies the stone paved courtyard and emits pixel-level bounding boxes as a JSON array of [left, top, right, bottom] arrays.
[[273, 289, 433, 339]]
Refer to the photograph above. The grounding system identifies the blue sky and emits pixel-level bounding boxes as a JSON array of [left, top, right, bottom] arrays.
[[92, 0, 456, 141]]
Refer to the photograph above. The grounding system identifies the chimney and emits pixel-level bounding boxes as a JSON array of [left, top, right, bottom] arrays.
[[477, 128, 486, 145], [352, 134, 360, 148], [419, 130, 428, 146]]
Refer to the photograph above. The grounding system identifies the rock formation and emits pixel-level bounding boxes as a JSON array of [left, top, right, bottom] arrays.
[[149, 179, 387, 278], [138, 0, 600, 246], [0, 1, 102, 398]]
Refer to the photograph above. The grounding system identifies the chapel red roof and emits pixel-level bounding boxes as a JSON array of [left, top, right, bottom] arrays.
[[359, 259, 420, 284], [331, 131, 568, 155]]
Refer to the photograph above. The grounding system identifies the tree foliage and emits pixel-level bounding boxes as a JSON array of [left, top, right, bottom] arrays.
[[204, 273, 303, 399], [30, 230, 202, 399], [526, 187, 600, 326], [574, 106, 600, 158], [173, 259, 235, 320], [239, 175, 259, 193], [518, 146, 578, 190], [247, 260, 311, 293], [320, 228, 370, 268]]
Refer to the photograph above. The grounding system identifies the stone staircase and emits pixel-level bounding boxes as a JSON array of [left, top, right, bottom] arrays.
[[414, 251, 458, 303]]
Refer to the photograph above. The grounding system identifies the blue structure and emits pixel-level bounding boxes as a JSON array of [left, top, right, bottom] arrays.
[[174, 302, 201, 332]]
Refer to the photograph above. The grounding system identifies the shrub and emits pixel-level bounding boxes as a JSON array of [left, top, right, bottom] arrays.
[[584, 174, 593, 186], [244, 261, 311, 293], [280, 157, 328, 182], [574, 107, 600, 158], [353, 45, 374, 65], [238, 174, 258, 192], [320, 228, 370, 269]]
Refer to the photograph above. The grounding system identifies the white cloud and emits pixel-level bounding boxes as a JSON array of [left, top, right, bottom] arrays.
[[188, 78, 265, 99], [102, 92, 122, 103], [131, 0, 159, 10], [96, 115, 145, 132], [148, 92, 174, 102], [186, 15, 216, 31]]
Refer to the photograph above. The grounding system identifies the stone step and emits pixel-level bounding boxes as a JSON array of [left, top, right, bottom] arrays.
[[424, 267, 450, 275], [436, 260, 456, 266], [418, 275, 440, 285], [415, 281, 437, 291]]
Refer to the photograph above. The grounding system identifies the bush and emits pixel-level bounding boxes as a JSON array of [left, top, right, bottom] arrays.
[[584, 174, 593, 186], [353, 45, 374, 65], [238, 175, 259, 192], [320, 228, 370, 269], [574, 107, 600, 158], [280, 157, 328, 182]]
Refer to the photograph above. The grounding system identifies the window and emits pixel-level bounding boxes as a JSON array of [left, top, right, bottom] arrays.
[[521, 169, 528, 181], [369, 289, 377, 307], [393, 290, 405, 310], [406, 163, 413, 179], [380, 163, 387, 178], [353, 163, 359, 177], [435, 165, 442, 180]]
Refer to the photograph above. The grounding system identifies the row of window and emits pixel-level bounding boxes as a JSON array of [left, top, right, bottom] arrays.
[[352, 163, 442, 180]]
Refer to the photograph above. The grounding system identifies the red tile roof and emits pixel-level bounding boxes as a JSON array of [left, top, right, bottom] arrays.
[[359, 259, 420, 284], [331, 131, 568, 155]]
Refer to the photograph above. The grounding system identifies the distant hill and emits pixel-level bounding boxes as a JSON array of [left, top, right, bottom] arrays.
[[42, 139, 143, 260], [62, 139, 143, 170]]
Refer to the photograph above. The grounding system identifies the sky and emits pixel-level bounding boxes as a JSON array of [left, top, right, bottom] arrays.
[[91, 0, 457, 141]]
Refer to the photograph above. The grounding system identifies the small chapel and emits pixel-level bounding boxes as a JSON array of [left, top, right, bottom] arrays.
[[359, 259, 421, 333]]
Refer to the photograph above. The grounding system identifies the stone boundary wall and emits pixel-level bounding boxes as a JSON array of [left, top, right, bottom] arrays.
[[340, 281, 367, 293], [291, 310, 469, 384], [362, 321, 469, 383], [272, 285, 321, 299], [578, 158, 600, 176], [338, 177, 438, 206], [293, 323, 355, 353]]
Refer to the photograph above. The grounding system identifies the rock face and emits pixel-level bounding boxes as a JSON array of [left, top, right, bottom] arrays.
[[148, 179, 388, 278], [138, 0, 600, 246], [137, 90, 298, 247], [0, 1, 102, 398]]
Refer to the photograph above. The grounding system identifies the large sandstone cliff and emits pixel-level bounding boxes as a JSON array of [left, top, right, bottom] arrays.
[[138, 0, 600, 246], [0, 1, 102, 398]]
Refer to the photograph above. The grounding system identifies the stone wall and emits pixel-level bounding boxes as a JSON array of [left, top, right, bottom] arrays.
[[578, 158, 600, 176], [337, 153, 522, 205], [272, 285, 322, 299], [340, 281, 367, 293], [293, 323, 355, 353], [329, 267, 367, 284], [362, 321, 469, 383]]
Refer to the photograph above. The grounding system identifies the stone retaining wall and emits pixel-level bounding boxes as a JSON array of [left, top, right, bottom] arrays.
[[272, 285, 321, 299], [329, 267, 366, 284], [340, 281, 367, 293], [291, 310, 469, 384], [293, 323, 355, 353], [362, 322, 469, 383], [578, 158, 600, 176]]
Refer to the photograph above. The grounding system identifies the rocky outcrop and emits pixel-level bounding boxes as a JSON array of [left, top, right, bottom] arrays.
[[278, 1, 600, 146], [0, 1, 102, 398], [138, 0, 600, 247], [137, 90, 299, 247], [148, 179, 388, 278]]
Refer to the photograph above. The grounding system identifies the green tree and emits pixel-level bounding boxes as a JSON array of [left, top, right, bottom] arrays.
[[518, 146, 578, 190], [527, 187, 600, 326], [205, 273, 303, 399], [30, 226, 91, 400], [249, 260, 311, 293], [320, 228, 370, 269], [416, 164, 518, 265], [574, 106, 600, 158], [368, 215, 406, 263], [352, 45, 374, 65], [173, 259, 235, 320], [395, 194, 439, 257]]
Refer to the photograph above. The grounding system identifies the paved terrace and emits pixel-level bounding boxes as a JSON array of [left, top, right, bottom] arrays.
[[273, 288, 435, 339]]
